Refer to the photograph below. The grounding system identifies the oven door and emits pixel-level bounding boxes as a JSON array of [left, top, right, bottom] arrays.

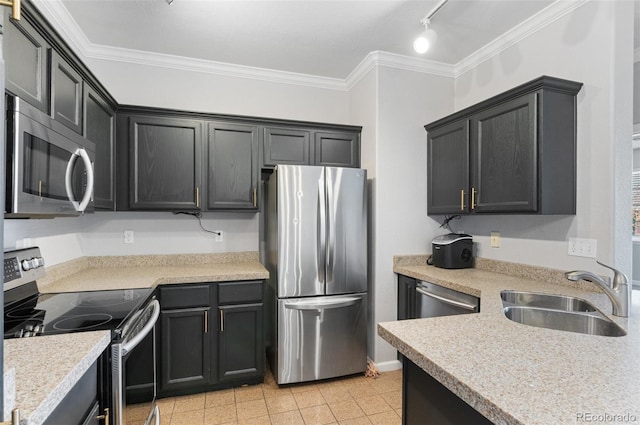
[[6, 97, 95, 217], [112, 299, 160, 425]]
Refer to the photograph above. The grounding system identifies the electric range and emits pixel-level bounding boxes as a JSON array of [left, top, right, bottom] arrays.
[[3, 248, 153, 339], [3, 247, 161, 425]]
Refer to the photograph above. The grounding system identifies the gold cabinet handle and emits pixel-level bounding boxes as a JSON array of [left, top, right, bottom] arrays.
[[471, 187, 477, 210], [0, 408, 20, 425], [204, 310, 208, 333], [253, 187, 257, 208], [219, 309, 224, 332], [0, 0, 21, 21], [195, 187, 200, 208], [460, 189, 466, 211], [96, 408, 109, 425]]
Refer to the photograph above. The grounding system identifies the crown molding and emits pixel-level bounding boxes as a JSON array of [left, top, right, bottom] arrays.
[[345, 51, 455, 90], [33, 0, 588, 92], [455, 0, 589, 77]]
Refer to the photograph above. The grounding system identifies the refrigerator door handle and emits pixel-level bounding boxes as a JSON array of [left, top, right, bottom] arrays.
[[283, 296, 362, 310], [326, 170, 335, 285], [317, 173, 326, 285]]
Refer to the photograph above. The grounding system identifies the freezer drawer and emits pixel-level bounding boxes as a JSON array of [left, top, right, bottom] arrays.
[[276, 294, 367, 384]]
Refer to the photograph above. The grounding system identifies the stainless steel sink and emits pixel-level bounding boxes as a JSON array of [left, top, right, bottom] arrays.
[[503, 306, 626, 337], [501, 291, 626, 337], [500, 290, 597, 312]]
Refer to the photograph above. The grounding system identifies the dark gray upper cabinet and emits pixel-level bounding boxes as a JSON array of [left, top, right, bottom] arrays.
[[84, 85, 116, 210], [262, 127, 361, 169], [425, 76, 582, 215], [207, 122, 259, 210], [128, 115, 203, 210], [427, 120, 470, 214], [51, 51, 84, 134], [315, 131, 360, 168], [262, 127, 312, 167], [471, 94, 537, 213], [4, 13, 50, 113]]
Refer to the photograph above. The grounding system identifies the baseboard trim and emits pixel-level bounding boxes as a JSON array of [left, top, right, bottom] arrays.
[[372, 359, 402, 372]]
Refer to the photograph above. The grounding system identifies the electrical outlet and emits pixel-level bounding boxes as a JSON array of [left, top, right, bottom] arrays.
[[215, 231, 223, 243], [490, 231, 501, 248], [568, 238, 597, 258], [123, 230, 134, 244]]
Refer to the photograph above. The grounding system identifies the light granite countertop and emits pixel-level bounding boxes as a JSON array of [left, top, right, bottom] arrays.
[[378, 256, 640, 425], [4, 331, 111, 425], [4, 252, 268, 425], [38, 251, 269, 293]]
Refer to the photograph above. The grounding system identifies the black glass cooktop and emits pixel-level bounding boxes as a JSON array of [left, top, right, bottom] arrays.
[[4, 286, 154, 339]]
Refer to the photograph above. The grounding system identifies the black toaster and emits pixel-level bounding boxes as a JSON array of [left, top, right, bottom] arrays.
[[430, 233, 473, 269]]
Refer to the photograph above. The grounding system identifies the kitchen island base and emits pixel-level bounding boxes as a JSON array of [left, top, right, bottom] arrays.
[[403, 357, 492, 425]]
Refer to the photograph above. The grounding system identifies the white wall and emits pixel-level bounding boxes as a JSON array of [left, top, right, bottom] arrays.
[[449, 0, 634, 276], [351, 65, 454, 366], [85, 58, 351, 124]]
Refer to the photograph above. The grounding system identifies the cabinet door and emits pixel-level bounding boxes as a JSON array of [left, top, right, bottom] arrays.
[[159, 307, 211, 393], [314, 131, 360, 168], [51, 52, 84, 134], [471, 93, 537, 213], [262, 127, 311, 168], [4, 14, 50, 112], [207, 122, 259, 210], [84, 86, 115, 210], [217, 303, 264, 383], [427, 120, 470, 214], [129, 116, 203, 210]]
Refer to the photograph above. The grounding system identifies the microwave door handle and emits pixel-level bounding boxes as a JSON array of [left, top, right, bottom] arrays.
[[64, 148, 94, 212]]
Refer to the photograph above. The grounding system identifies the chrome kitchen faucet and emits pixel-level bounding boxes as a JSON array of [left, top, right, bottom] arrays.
[[565, 261, 631, 317]]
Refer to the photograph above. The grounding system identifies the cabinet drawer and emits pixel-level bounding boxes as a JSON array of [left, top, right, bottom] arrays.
[[218, 281, 263, 305], [160, 284, 210, 309]]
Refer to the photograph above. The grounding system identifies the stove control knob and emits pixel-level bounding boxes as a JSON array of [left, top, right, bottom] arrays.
[[21, 259, 33, 271], [34, 257, 45, 268]]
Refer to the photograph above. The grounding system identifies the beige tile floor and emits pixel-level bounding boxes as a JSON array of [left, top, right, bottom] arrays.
[[128, 368, 402, 425]]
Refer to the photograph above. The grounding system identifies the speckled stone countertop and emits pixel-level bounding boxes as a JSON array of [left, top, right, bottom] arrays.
[[4, 331, 111, 425], [378, 256, 640, 425], [38, 251, 269, 292]]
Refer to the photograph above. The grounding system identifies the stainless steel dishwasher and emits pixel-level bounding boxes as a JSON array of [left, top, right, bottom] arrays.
[[415, 280, 479, 317]]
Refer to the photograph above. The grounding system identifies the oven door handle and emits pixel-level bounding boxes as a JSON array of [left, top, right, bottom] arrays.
[[415, 287, 477, 311], [122, 299, 160, 356], [64, 148, 94, 213], [144, 404, 160, 425]]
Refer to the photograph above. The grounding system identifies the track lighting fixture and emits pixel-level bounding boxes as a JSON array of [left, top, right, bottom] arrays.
[[414, 0, 448, 54]]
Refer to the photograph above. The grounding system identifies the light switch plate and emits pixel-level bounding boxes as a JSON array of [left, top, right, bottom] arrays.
[[568, 238, 597, 258]]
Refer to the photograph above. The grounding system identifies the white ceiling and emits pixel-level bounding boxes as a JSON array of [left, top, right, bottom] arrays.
[[55, 0, 558, 79]]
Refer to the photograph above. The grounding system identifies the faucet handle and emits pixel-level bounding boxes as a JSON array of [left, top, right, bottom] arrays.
[[595, 260, 628, 287]]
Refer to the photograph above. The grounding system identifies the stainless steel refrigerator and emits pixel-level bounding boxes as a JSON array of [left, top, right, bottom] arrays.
[[265, 164, 367, 385]]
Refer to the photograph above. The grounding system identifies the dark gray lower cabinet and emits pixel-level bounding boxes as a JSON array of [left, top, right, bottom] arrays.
[[403, 357, 492, 425], [160, 307, 211, 393], [43, 357, 109, 425], [157, 281, 264, 397]]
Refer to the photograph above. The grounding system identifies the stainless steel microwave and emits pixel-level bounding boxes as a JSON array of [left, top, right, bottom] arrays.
[[5, 96, 95, 218]]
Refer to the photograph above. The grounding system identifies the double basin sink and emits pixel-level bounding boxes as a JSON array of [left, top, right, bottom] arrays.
[[501, 290, 626, 337]]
